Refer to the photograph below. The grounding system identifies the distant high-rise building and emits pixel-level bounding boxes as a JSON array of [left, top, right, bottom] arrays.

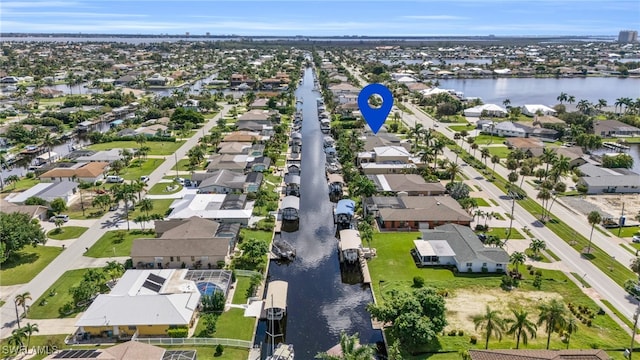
[[618, 30, 638, 43], [206, 32, 210, 36], [185, 32, 190, 37]]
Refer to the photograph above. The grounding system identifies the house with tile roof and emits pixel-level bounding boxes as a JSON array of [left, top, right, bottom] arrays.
[[39, 162, 109, 183]]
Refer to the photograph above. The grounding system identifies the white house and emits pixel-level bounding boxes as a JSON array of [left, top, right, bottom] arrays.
[[416, 224, 509, 273], [168, 194, 253, 225], [463, 104, 508, 118], [522, 104, 557, 117]]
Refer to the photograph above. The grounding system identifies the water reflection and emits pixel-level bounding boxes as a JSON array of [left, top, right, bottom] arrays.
[[259, 66, 382, 358]]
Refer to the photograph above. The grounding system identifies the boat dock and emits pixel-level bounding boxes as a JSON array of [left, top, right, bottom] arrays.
[[602, 142, 630, 151]]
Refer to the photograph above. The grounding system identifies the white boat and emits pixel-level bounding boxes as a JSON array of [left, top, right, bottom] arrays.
[[266, 343, 294, 360], [338, 229, 362, 264]]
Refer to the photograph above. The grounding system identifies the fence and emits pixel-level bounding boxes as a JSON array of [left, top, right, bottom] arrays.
[[133, 336, 252, 348]]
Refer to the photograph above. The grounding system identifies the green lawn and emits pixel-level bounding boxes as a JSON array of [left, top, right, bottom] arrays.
[[448, 124, 473, 132], [472, 134, 505, 145], [471, 198, 490, 207], [0, 334, 67, 360], [28, 269, 89, 319], [117, 158, 164, 180], [482, 227, 525, 240], [487, 146, 511, 158], [610, 226, 640, 238], [87, 140, 185, 155], [1, 177, 40, 193], [128, 198, 174, 220], [47, 226, 88, 240], [172, 158, 207, 172], [85, 229, 155, 258], [241, 229, 273, 244], [369, 232, 630, 354], [0, 246, 62, 285], [148, 182, 183, 195]]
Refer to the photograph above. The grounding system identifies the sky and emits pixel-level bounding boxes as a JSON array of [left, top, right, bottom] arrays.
[[0, 0, 638, 37]]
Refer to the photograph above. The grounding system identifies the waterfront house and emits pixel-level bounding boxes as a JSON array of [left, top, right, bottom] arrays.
[[463, 104, 507, 118], [8, 181, 78, 206], [145, 73, 171, 86], [247, 156, 271, 172], [416, 224, 509, 272], [75, 149, 125, 163], [367, 174, 446, 196], [131, 217, 238, 269], [167, 194, 253, 225], [223, 131, 263, 143], [196, 170, 263, 194], [468, 349, 610, 360], [365, 195, 472, 231], [206, 154, 250, 173], [577, 163, 640, 194], [522, 104, 557, 117], [218, 142, 264, 157], [594, 120, 640, 137], [39, 162, 110, 183], [45, 341, 196, 360], [74, 269, 200, 339]]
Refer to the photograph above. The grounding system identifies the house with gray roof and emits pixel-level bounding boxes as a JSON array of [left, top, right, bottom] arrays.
[[417, 224, 509, 272], [197, 169, 262, 194], [206, 154, 250, 172], [367, 174, 446, 196], [594, 119, 640, 137], [8, 180, 78, 205], [577, 163, 640, 194]]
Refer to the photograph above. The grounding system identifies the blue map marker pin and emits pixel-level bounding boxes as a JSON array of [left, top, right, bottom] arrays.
[[358, 83, 394, 135]]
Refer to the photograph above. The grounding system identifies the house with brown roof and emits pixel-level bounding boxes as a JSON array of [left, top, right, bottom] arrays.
[[39, 162, 109, 183], [367, 174, 446, 196], [0, 199, 48, 221], [131, 217, 239, 269], [365, 195, 472, 231], [222, 131, 263, 143], [468, 349, 610, 360]]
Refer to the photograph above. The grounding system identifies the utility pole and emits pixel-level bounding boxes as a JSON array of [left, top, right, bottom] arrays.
[[619, 202, 625, 237]]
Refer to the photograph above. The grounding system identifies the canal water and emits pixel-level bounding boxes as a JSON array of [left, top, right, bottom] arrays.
[[257, 66, 383, 358]]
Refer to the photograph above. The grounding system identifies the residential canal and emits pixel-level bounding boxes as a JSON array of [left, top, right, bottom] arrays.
[[256, 66, 383, 357]]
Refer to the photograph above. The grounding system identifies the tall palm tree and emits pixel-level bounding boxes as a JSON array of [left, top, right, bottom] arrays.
[[446, 161, 462, 184], [315, 331, 375, 360], [473, 305, 506, 349], [563, 317, 578, 349], [112, 184, 136, 231], [8, 328, 26, 353], [536, 188, 551, 221], [14, 292, 32, 318], [586, 211, 602, 255], [537, 298, 568, 349], [22, 322, 39, 353], [490, 154, 500, 172], [510, 251, 526, 276], [540, 148, 556, 181], [556, 92, 568, 104], [505, 308, 537, 349], [139, 198, 154, 217]]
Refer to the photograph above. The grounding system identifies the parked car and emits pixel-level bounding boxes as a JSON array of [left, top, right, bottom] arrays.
[[109, 203, 119, 211], [49, 214, 69, 223], [633, 235, 640, 243], [175, 177, 186, 185], [140, 176, 150, 183], [106, 175, 124, 183]]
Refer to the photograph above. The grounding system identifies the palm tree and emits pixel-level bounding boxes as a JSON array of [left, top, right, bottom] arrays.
[[503, 98, 511, 108], [566, 95, 575, 106], [537, 298, 568, 349], [510, 251, 526, 276], [112, 184, 136, 231], [315, 331, 375, 359], [14, 292, 32, 318], [505, 308, 537, 349], [529, 238, 547, 259], [479, 147, 490, 167], [586, 211, 602, 255], [139, 198, 154, 216], [490, 154, 499, 172], [8, 328, 26, 353], [556, 92, 568, 104], [473, 305, 506, 349], [446, 160, 462, 184], [536, 188, 551, 221], [563, 317, 578, 349], [22, 322, 39, 353], [540, 148, 556, 181], [6, 174, 19, 190], [432, 138, 445, 169]]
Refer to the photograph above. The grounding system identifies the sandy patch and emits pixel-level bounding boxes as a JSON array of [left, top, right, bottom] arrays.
[[444, 289, 562, 336], [583, 194, 640, 220]]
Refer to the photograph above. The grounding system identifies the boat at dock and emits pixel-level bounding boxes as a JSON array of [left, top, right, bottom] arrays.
[[266, 343, 294, 360], [263, 280, 288, 321], [602, 141, 630, 151], [338, 229, 362, 264], [271, 239, 296, 261]]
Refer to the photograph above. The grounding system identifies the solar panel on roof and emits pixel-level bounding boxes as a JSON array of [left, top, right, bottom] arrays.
[[147, 273, 166, 284], [142, 280, 162, 292], [53, 349, 100, 358]]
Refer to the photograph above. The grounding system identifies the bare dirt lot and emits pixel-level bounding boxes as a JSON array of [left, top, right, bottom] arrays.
[[445, 289, 562, 336], [562, 194, 640, 221]]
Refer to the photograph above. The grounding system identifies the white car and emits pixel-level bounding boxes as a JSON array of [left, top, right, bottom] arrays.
[[633, 235, 640, 243], [140, 176, 150, 183]]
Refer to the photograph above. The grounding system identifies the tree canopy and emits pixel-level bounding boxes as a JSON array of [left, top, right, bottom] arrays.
[[1, 212, 46, 263], [367, 287, 447, 350]]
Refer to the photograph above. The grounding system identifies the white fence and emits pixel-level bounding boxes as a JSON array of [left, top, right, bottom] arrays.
[[133, 337, 252, 348], [234, 269, 262, 277]]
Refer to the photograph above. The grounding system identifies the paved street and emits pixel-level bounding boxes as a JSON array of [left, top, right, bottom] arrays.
[[0, 105, 231, 339], [344, 65, 638, 323]]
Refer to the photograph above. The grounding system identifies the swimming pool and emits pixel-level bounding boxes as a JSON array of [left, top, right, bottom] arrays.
[[197, 282, 222, 296]]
